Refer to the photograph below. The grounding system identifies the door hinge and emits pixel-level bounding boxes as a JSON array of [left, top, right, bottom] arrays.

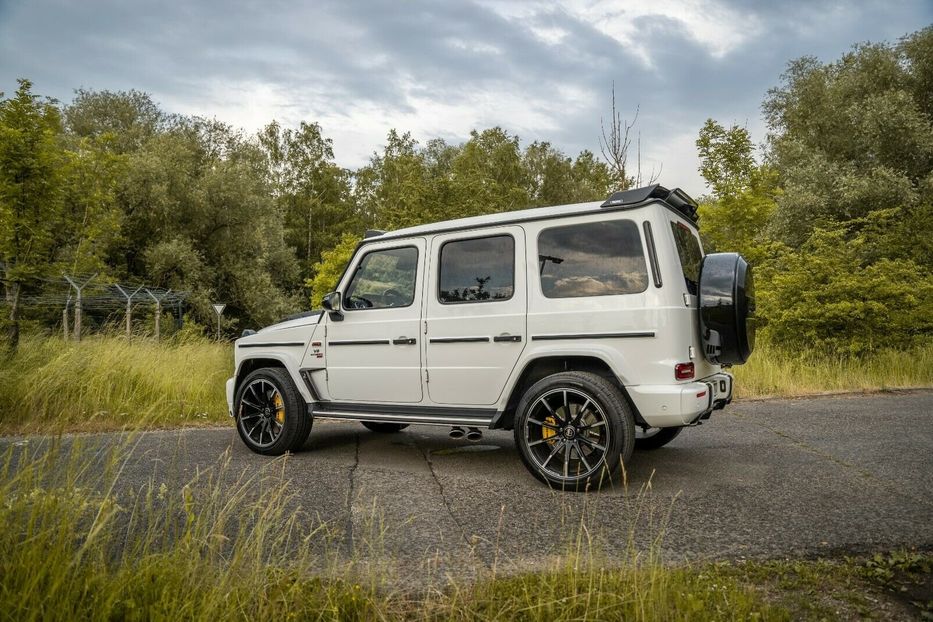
[[425, 369, 430, 383], [423, 320, 428, 334]]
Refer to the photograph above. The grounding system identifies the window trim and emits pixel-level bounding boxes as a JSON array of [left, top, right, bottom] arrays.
[[342, 244, 420, 312], [436, 233, 516, 305], [536, 218, 650, 299], [643, 220, 662, 288]]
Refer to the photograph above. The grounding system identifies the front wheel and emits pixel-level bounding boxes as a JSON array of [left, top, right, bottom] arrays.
[[235, 367, 312, 455], [514, 371, 635, 491], [634, 426, 683, 450]]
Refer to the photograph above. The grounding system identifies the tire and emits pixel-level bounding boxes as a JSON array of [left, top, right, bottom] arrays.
[[698, 252, 756, 364], [513, 371, 635, 491], [361, 422, 409, 433], [634, 426, 683, 450], [235, 367, 312, 455]]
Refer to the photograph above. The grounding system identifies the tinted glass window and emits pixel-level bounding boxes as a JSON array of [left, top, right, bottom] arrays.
[[538, 220, 648, 298], [345, 246, 418, 309], [439, 235, 514, 303], [670, 221, 703, 295]]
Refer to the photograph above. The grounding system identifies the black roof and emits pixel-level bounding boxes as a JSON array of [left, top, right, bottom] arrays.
[[601, 184, 699, 223]]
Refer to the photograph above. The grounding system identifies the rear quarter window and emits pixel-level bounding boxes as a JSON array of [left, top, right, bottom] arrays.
[[670, 221, 703, 295], [537, 219, 648, 298]]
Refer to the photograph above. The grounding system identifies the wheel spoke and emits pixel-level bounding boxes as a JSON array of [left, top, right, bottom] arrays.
[[246, 419, 261, 438], [579, 420, 606, 431], [541, 440, 564, 469], [578, 436, 606, 452], [575, 440, 592, 472], [538, 394, 563, 425], [241, 397, 263, 410], [240, 412, 262, 421], [527, 418, 559, 431], [528, 438, 552, 447], [573, 398, 591, 425], [563, 440, 571, 478]]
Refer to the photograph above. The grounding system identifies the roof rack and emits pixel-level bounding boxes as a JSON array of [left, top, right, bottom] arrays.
[[600, 184, 699, 223]]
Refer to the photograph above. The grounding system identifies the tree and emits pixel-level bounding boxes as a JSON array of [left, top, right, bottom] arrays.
[[763, 27, 933, 250], [0, 80, 64, 350], [599, 85, 659, 190], [259, 121, 355, 275], [307, 232, 360, 307], [65, 89, 167, 154], [450, 127, 528, 218], [695, 119, 778, 265]]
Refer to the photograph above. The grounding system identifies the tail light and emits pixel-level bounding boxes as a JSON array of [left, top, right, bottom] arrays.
[[675, 362, 695, 380]]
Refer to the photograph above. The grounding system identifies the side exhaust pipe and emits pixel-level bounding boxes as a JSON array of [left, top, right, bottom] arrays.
[[449, 426, 465, 439], [466, 427, 483, 442]]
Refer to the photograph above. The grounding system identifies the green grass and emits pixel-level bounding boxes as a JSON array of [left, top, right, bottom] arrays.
[[0, 334, 229, 434], [733, 341, 933, 399], [0, 335, 930, 435]]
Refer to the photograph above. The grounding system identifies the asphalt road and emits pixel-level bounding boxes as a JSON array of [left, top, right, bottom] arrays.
[[5, 391, 932, 583]]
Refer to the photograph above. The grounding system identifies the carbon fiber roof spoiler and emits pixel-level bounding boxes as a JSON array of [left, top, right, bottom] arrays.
[[601, 184, 699, 223]]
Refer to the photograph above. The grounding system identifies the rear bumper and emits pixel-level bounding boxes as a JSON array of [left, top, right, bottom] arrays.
[[627, 372, 733, 428]]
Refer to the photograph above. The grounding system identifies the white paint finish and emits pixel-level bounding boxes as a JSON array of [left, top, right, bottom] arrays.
[[325, 238, 426, 403], [230, 199, 732, 427], [425, 226, 527, 405]]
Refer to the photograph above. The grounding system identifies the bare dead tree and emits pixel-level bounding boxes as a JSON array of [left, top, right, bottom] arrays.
[[600, 84, 663, 190], [599, 83, 638, 190], [635, 131, 662, 187]]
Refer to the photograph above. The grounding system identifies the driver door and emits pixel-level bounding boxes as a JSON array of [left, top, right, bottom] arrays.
[[325, 238, 425, 403]]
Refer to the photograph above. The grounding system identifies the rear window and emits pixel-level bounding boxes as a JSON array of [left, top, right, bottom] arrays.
[[538, 219, 648, 298], [670, 221, 703, 295]]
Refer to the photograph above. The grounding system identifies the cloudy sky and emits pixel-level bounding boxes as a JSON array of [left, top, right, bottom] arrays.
[[1, 0, 930, 196]]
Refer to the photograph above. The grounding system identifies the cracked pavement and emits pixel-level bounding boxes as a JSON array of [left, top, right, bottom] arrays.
[[4, 390, 931, 584]]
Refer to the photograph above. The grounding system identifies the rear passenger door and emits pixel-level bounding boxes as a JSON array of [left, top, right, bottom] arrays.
[[425, 227, 526, 405]]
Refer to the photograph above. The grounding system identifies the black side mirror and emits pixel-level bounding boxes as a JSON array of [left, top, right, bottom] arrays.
[[322, 291, 343, 319]]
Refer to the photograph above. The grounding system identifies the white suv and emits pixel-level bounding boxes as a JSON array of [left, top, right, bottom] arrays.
[[226, 184, 755, 490]]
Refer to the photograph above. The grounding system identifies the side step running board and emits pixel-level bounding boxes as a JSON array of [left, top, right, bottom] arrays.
[[308, 404, 495, 428]]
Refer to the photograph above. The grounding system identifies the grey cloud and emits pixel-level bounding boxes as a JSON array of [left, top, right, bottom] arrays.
[[1, 0, 930, 195]]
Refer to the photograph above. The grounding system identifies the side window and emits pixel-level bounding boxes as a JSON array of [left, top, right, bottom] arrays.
[[344, 246, 418, 310], [538, 220, 648, 298], [439, 235, 515, 303], [670, 221, 703, 295]]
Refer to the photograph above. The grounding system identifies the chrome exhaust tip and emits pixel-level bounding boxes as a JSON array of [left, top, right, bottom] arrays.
[[465, 427, 483, 442], [449, 426, 465, 439]]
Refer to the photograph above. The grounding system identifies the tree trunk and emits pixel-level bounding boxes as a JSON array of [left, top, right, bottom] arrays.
[[6, 282, 20, 352]]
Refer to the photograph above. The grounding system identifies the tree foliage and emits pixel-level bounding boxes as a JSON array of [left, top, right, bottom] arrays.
[[698, 27, 933, 354]]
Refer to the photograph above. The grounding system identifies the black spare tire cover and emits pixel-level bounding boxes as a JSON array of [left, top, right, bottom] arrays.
[[697, 252, 755, 365]]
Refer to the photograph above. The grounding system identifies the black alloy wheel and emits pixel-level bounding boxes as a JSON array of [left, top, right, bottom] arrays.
[[514, 371, 634, 491], [235, 367, 312, 455]]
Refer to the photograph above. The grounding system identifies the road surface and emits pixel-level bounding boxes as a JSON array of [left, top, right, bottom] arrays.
[[4, 391, 931, 583]]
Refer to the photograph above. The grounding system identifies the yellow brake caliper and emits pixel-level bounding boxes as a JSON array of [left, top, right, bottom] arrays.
[[542, 416, 557, 442], [274, 393, 285, 424]]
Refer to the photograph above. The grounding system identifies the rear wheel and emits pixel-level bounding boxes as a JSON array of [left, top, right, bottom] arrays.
[[235, 367, 312, 455], [361, 422, 409, 433], [514, 371, 635, 491], [634, 426, 683, 450]]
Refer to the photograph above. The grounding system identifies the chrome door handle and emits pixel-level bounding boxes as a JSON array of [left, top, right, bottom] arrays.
[[493, 334, 522, 343], [392, 337, 416, 345]]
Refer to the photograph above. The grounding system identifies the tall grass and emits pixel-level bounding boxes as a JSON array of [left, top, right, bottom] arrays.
[[0, 437, 786, 621], [733, 340, 933, 399], [0, 335, 929, 435], [0, 334, 229, 434]]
